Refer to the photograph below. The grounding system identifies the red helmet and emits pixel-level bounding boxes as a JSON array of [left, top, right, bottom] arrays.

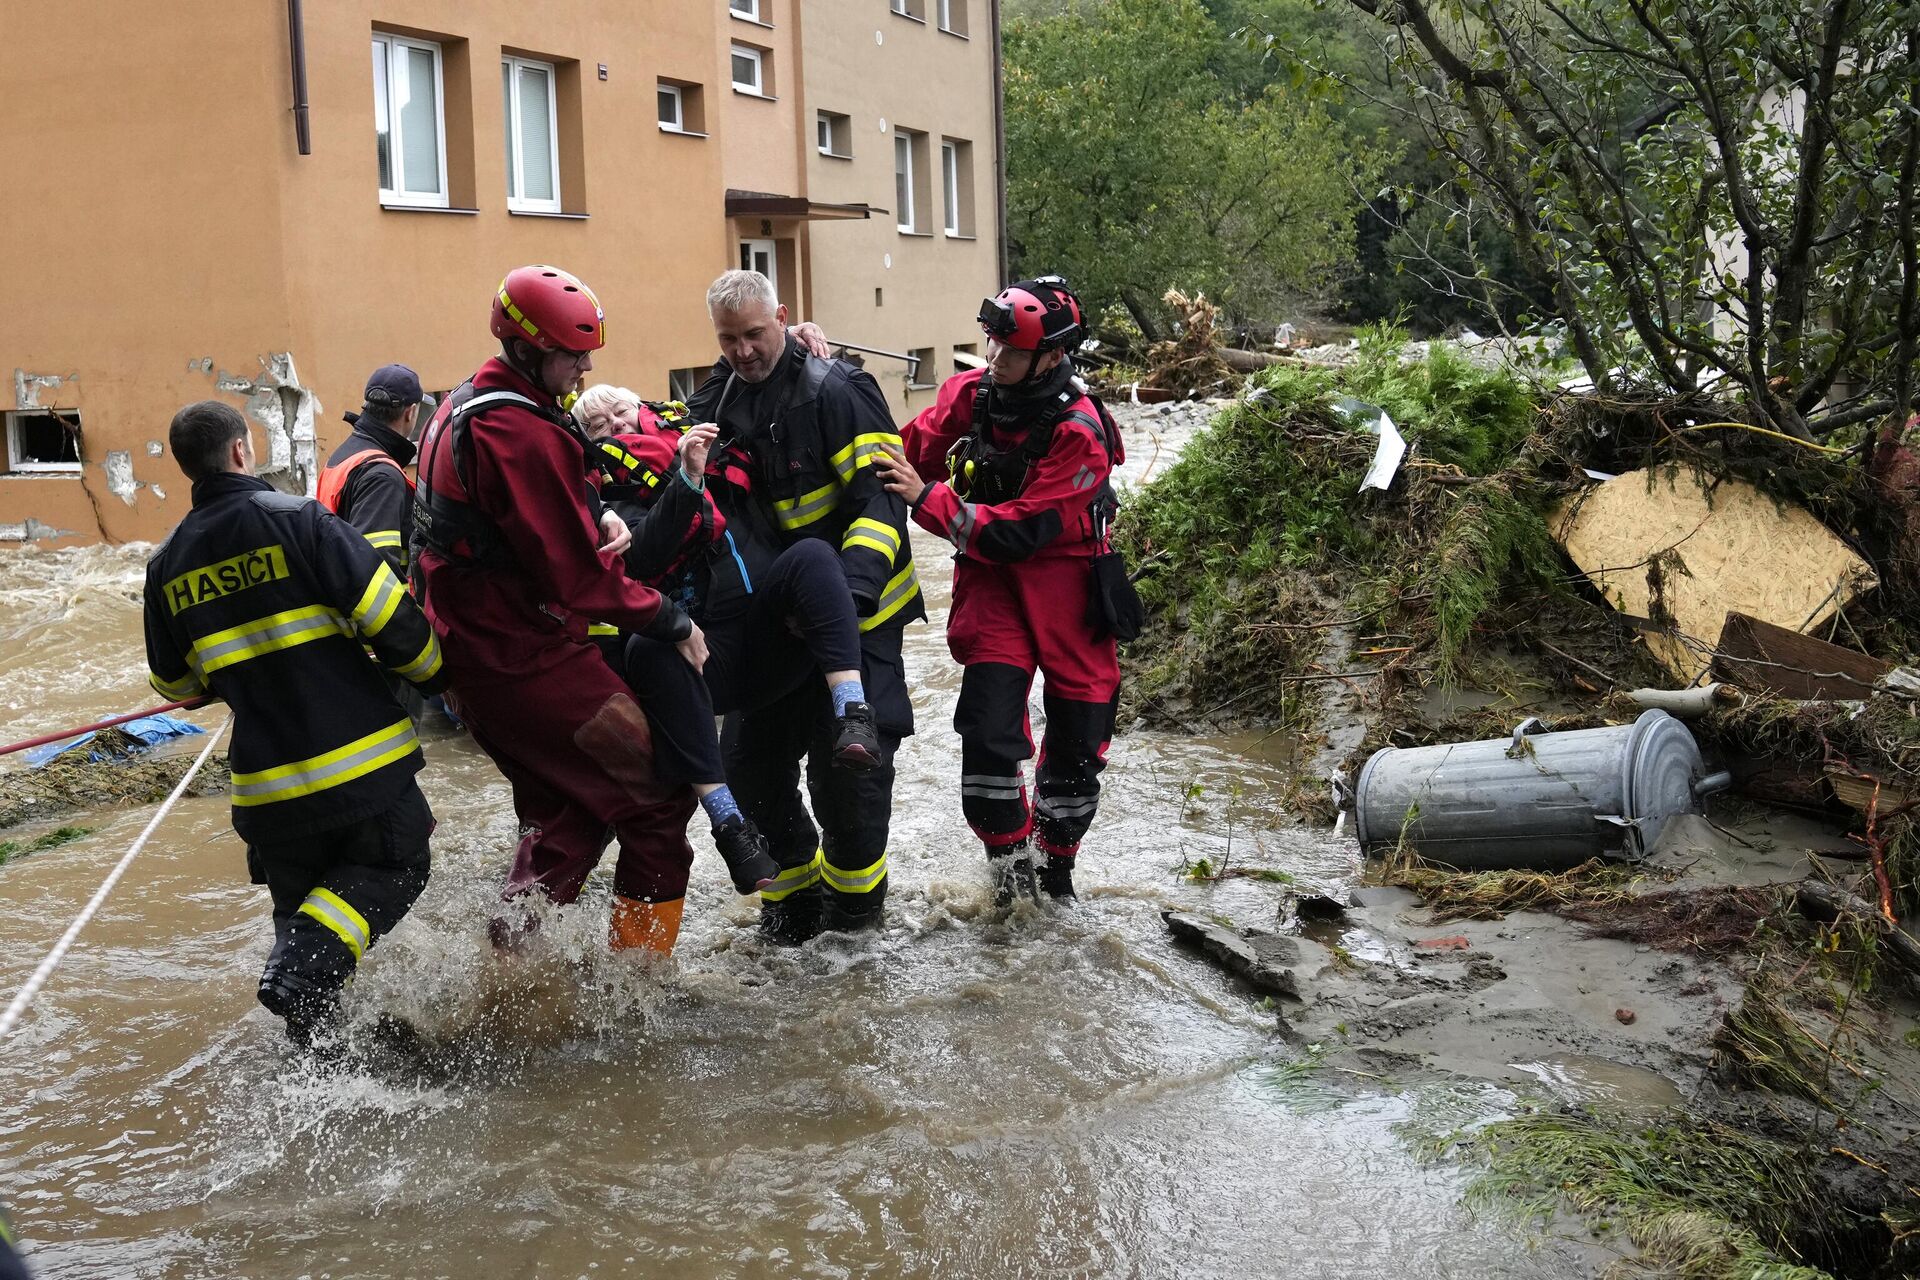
[[490, 265, 606, 353], [977, 275, 1085, 352]]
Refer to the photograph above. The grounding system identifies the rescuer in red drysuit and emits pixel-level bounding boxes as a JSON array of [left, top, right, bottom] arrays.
[[874, 276, 1125, 906], [410, 265, 773, 955]]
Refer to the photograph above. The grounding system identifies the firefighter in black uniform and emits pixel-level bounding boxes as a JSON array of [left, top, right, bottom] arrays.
[[317, 364, 425, 576], [144, 401, 447, 1046], [688, 269, 923, 942]]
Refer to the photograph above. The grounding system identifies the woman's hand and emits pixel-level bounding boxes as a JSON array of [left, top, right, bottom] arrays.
[[678, 422, 719, 479], [872, 443, 927, 503], [598, 509, 633, 556], [790, 322, 832, 360]]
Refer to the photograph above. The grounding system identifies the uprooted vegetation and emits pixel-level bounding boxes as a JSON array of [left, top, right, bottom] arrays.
[[1117, 320, 1920, 1276]]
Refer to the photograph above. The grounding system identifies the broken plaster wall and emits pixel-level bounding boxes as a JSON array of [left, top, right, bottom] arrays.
[[215, 353, 321, 497]]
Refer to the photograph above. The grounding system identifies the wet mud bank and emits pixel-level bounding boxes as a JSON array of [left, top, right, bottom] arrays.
[[1105, 379, 1920, 1277]]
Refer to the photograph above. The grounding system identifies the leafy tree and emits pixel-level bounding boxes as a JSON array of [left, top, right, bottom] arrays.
[[1004, 0, 1388, 339], [1261, 0, 1920, 438]]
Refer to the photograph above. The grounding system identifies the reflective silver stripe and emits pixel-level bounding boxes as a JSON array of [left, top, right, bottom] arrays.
[[354, 567, 405, 636], [455, 390, 541, 419], [1071, 465, 1098, 493], [946, 503, 977, 548], [963, 785, 1025, 800], [776, 485, 840, 529], [1038, 795, 1099, 818], [394, 633, 444, 681], [299, 891, 370, 959], [194, 608, 346, 669], [961, 775, 1026, 800], [230, 719, 418, 802], [820, 854, 888, 893], [961, 774, 1023, 786]]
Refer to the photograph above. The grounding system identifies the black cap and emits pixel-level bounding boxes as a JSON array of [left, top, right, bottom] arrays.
[[363, 363, 423, 409]]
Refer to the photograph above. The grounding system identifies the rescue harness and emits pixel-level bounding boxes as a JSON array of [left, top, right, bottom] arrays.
[[411, 384, 583, 571]]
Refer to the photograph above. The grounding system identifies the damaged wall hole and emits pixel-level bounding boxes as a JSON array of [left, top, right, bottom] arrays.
[[4, 409, 84, 474]]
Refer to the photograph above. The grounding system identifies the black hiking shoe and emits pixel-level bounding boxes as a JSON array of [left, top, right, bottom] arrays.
[[1038, 853, 1078, 902], [832, 702, 883, 772], [713, 814, 779, 895], [989, 847, 1038, 910]]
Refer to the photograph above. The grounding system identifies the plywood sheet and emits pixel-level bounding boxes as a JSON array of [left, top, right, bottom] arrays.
[[1553, 467, 1874, 681]]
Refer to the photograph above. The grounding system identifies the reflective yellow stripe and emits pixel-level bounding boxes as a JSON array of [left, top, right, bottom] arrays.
[[149, 670, 204, 701], [820, 850, 888, 894], [860, 563, 921, 632], [828, 432, 903, 483], [499, 287, 541, 340], [364, 530, 405, 550], [394, 632, 444, 682], [759, 849, 823, 902], [842, 516, 901, 563], [190, 604, 349, 675], [230, 718, 418, 807], [587, 622, 620, 636], [351, 564, 407, 638], [299, 886, 371, 960], [773, 480, 840, 532]]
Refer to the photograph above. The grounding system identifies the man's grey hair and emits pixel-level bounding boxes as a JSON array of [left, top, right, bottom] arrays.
[[707, 269, 779, 315]]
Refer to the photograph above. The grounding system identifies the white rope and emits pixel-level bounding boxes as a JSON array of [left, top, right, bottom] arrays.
[[0, 714, 232, 1039]]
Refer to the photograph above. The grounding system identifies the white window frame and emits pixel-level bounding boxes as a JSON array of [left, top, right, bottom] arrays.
[[739, 238, 777, 283], [895, 131, 916, 232], [372, 33, 450, 209], [817, 110, 850, 158], [730, 44, 765, 95], [502, 55, 562, 214], [5, 409, 84, 475], [729, 0, 763, 20], [658, 81, 685, 132], [942, 140, 961, 236], [938, 0, 958, 32]]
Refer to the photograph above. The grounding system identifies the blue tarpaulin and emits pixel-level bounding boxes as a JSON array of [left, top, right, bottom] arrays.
[[23, 715, 207, 767]]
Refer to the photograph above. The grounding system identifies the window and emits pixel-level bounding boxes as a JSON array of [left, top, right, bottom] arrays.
[[941, 137, 974, 236], [890, 0, 926, 19], [907, 348, 936, 390], [938, 0, 969, 34], [669, 366, 713, 402], [5, 410, 83, 474], [657, 80, 706, 134], [894, 128, 930, 232], [730, 44, 765, 95], [942, 141, 960, 235], [501, 56, 560, 212], [817, 110, 851, 158], [953, 342, 984, 371], [895, 132, 915, 231], [372, 34, 449, 207], [729, 0, 762, 18]]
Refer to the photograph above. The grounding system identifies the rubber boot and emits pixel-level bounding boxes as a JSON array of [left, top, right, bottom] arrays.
[[712, 814, 779, 895], [989, 843, 1038, 909], [1038, 852, 1077, 902], [832, 702, 884, 772], [609, 895, 684, 955], [258, 966, 343, 1049], [759, 852, 824, 946]]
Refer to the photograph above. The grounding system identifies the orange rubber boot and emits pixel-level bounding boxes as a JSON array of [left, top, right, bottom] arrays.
[[609, 895, 684, 955]]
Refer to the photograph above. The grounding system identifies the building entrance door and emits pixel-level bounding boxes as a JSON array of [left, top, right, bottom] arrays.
[[739, 238, 776, 281]]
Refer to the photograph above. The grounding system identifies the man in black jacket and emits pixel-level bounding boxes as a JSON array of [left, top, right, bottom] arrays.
[[317, 364, 424, 576], [144, 401, 447, 1046], [688, 270, 923, 941]]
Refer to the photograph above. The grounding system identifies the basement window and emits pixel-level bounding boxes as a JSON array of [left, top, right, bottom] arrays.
[[5, 409, 83, 474], [908, 347, 936, 390]]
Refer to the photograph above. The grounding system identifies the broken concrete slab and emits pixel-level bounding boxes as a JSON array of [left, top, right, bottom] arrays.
[[1163, 911, 1304, 997], [1553, 466, 1873, 681]]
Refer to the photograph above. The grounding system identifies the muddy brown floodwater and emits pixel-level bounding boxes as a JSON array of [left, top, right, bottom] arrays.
[[0, 426, 1601, 1280]]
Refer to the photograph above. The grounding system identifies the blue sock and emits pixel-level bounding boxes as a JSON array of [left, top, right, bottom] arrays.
[[700, 785, 742, 826], [831, 679, 866, 717]]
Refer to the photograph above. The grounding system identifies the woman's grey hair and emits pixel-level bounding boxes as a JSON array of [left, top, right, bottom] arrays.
[[575, 383, 640, 424], [707, 269, 779, 315]]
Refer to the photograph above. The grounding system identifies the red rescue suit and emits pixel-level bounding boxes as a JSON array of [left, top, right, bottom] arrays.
[[903, 367, 1122, 861], [412, 357, 698, 909]]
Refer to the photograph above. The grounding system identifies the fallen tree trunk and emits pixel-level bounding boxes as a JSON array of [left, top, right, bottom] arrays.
[[1219, 347, 1285, 373], [1794, 881, 1920, 978], [1620, 683, 1743, 720]]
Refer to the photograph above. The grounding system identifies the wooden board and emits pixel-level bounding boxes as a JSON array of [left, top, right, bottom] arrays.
[[1712, 611, 1889, 700], [1553, 467, 1875, 681]]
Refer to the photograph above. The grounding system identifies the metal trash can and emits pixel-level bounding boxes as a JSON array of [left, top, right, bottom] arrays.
[[1351, 710, 1729, 870]]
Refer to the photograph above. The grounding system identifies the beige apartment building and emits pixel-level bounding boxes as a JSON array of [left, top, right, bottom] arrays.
[[0, 0, 1003, 546]]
